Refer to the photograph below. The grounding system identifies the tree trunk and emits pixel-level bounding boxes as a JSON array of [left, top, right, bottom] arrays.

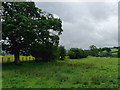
[[14, 51, 21, 65]]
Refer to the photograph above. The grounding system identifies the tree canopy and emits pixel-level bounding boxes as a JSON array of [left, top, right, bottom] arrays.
[[68, 48, 88, 59], [58, 45, 66, 60], [89, 45, 99, 57], [2, 2, 63, 64]]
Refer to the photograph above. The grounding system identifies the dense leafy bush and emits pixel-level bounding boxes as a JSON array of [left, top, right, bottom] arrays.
[[89, 45, 99, 57], [68, 48, 88, 59], [30, 43, 59, 62], [111, 53, 118, 58], [58, 45, 66, 60], [118, 48, 120, 58], [83, 50, 89, 58], [99, 52, 112, 57]]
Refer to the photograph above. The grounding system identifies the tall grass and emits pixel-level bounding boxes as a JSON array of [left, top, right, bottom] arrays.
[[2, 56, 118, 88]]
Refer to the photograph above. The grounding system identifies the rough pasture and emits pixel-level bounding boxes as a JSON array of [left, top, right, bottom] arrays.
[[2, 56, 118, 88]]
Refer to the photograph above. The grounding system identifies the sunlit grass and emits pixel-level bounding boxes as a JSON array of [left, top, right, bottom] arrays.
[[0, 56, 35, 63], [111, 49, 118, 52]]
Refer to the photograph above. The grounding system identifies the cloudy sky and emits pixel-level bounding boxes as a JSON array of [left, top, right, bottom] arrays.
[[35, 2, 118, 50]]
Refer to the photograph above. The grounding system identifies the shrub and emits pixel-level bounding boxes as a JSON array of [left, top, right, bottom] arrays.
[[118, 48, 120, 58], [82, 50, 88, 58], [68, 48, 88, 59], [89, 45, 99, 57], [58, 45, 66, 60], [68, 50, 76, 59], [99, 52, 112, 57], [30, 43, 59, 62], [111, 53, 118, 58]]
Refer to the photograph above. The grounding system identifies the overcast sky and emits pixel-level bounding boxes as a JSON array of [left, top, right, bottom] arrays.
[[35, 2, 118, 50]]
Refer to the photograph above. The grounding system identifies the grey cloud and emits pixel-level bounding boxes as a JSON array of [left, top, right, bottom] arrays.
[[35, 2, 118, 49]]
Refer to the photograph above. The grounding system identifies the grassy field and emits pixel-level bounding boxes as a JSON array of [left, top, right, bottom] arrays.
[[111, 49, 118, 52], [2, 56, 118, 88], [102, 48, 118, 56]]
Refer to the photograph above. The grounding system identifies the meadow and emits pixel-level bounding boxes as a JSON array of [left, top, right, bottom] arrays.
[[2, 56, 118, 88]]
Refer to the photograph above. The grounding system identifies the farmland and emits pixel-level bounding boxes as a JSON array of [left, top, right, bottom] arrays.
[[2, 56, 118, 88], [103, 48, 118, 55], [2, 2, 119, 89]]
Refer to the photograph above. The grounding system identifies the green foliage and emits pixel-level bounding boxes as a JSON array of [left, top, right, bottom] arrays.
[[111, 53, 118, 58], [98, 48, 103, 53], [99, 52, 112, 57], [58, 45, 66, 60], [102, 47, 111, 52], [118, 48, 120, 58], [98, 47, 119, 58], [2, 2, 63, 63], [0, 50, 6, 56], [89, 45, 99, 57], [2, 2, 39, 63], [68, 48, 88, 59], [30, 43, 59, 62], [106, 48, 111, 52]]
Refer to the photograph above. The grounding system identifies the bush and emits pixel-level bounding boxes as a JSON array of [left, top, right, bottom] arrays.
[[111, 53, 118, 58], [118, 48, 120, 58], [30, 43, 59, 62], [82, 50, 88, 58], [99, 52, 112, 57], [68, 48, 88, 59], [89, 45, 99, 57], [58, 45, 66, 60], [68, 50, 76, 59]]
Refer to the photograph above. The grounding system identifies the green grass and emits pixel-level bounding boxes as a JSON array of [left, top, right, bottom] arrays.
[[112, 52, 117, 55], [111, 49, 118, 52], [103, 48, 118, 53], [2, 56, 118, 88]]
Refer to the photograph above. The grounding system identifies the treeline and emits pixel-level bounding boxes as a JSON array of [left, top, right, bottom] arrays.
[[2, 2, 120, 65], [88, 45, 120, 58], [66, 45, 120, 59]]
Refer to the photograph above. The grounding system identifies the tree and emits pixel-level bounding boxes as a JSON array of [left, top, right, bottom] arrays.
[[2, 2, 63, 64], [30, 43, 59, 62], [118, 48, 120, 58], [68, 48, 88, 59], [102, 47, 111, 52], [98, 48, 102, 53], [106, 48, 111, 52], [0, 50, 6, 56], [99, 51, 112, 57], [82, 49, 88, 58], [29, 8, 63, 62], [2, 2, 39, 64], [58, 45, 66, 60], [68, 48, 79, 59], [89, 45, 99, 57]]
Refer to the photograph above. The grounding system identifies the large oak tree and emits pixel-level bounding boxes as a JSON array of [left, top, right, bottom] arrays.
[[2, 2, 63, 64]]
